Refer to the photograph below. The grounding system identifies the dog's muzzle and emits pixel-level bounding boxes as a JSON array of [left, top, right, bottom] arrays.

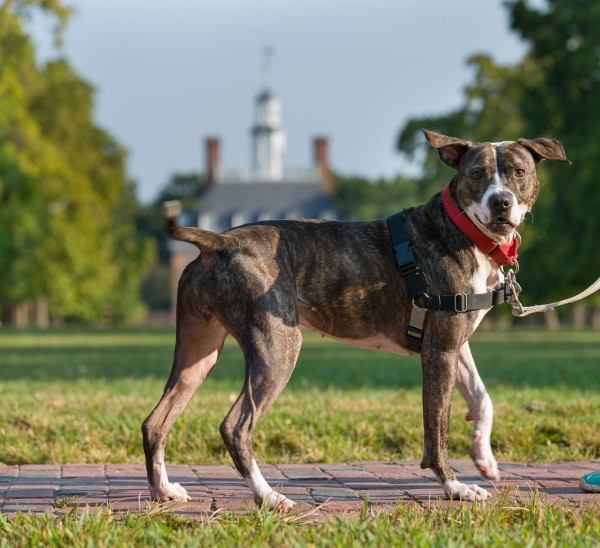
[[486, 191, 516, 235]]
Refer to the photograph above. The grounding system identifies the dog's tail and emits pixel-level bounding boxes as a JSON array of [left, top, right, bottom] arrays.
[[164, 200, 225, 253]]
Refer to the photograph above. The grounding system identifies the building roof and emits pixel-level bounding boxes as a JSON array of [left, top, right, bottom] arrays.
[[171, 180, 337, 252], [202, 180, 332, 215], [195, 180, 335, 231]]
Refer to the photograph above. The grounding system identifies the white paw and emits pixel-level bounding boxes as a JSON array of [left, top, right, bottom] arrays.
[[151, 482, 190, 502], [443, 479, 491, 501], [471, 452, 500, 481], [257, 490, 296, 511], [470, 432, 500, 481]]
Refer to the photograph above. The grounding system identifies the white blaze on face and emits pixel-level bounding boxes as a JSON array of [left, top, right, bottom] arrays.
[[464, 145, 528, 244]]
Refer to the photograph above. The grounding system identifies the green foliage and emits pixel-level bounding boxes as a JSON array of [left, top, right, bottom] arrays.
[[136, 172, 205, 265], [397, 0, 600, 304], [0, 1, 154, 324], [506, 0, 600, 303], [155, 172, 205, 208], [140, 262, 171, 310], [134, 171, 206, 312], [397, 54, 533, 189], [332, 172, 424, 221]]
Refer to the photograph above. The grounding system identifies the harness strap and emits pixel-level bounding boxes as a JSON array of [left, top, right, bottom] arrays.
[[422, 289, 506, 312], [389, 203, 600, 344], [387, 210, 509, 352], [406, 306, 426, 353], [387, 210, 429, 298]]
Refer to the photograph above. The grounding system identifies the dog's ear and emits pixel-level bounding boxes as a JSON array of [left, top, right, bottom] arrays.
[[517, 138, 571, 164], [423, 129, 472, 168]]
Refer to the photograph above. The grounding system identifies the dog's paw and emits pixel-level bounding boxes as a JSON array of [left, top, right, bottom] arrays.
[[470, 450, 500, 481], [274, 496, 296, 512], [470, 432, 500, 481], [443, 479, 491, 501], [151, 482, 190, 502], [256, 490, 296, 512]]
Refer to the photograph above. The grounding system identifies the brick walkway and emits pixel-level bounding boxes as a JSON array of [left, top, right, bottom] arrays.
[[1, 460, 598, 519]]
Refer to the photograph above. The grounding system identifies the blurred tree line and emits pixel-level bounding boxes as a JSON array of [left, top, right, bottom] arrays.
[[135, 173, 205, 312], [337, 0, 600, 319], [2, 0, 598, 327], [0, 0, 153, 326]]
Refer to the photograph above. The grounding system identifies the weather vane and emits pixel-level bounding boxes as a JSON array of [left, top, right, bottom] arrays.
[[261, 45, 275, 88]]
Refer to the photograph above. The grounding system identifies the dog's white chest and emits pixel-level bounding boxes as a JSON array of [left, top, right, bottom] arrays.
[[470, 249, 504, 329]]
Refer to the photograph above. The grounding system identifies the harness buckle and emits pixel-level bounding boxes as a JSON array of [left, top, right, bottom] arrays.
[[393, 241, 417, 274], [454, 293, 468, 312]]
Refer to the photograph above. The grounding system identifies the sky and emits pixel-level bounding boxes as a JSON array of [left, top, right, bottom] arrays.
[[29, 0, 530, 203]]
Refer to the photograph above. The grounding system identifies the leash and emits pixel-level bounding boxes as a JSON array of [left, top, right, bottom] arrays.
[[387, 189, 600, 352], [506, 267, 600, 317]]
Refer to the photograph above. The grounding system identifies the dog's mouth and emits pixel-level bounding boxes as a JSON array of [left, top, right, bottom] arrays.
[[487, 217, 516, 235], [474, 214, 516, 236]]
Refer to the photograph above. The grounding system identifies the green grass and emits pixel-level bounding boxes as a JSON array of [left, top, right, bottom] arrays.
[[0, 327, 598, 466], [1, 327, 599, 544], [1, 496, 599, 547]]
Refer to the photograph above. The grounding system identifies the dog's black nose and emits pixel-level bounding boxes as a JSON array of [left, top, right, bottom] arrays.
[[488, 192, 512, 213]]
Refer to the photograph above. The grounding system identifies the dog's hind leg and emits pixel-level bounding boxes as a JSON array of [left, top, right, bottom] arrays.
[[455, 342, 499, 481], [220, 321, 302, 511], [142, 315, 226, 502]]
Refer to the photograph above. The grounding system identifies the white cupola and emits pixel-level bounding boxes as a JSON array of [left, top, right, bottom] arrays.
[[251, 48, 286, 180]]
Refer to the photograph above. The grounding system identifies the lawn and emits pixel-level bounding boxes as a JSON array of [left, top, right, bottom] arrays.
[[1, 497, 598, 547], [1, 327, 598, 466], [1, 326, 599, 546]]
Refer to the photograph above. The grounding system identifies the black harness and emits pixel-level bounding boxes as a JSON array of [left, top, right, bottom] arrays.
[[386, 210, 512, 352]]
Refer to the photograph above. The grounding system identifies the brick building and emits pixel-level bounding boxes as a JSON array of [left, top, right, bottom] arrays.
[[169, 80, 339, 315]]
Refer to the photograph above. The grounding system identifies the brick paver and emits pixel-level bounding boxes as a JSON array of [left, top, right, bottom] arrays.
[[0, 460, 598, 518]]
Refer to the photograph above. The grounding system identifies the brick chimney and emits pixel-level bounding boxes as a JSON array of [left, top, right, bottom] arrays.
[[204, 137, 220, 185], [313, 136, 332, 194]]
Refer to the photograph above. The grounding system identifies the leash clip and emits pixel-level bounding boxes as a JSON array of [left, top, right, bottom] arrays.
[[504, 261, 600, 317], [505, 267, 524, 316]]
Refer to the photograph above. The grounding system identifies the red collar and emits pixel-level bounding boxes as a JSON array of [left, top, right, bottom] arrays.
[[441, 185, 519, 266]]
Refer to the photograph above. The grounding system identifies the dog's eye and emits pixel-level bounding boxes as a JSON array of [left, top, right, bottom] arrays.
[[471, 171, 482, 180], [515, 168, 525, 178]]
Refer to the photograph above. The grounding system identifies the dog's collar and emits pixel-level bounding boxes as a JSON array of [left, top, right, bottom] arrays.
[[441, 185, 519, 266]]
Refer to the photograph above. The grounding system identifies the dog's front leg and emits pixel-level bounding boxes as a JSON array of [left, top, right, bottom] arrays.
[[420, 345, 491, 501], [455, 342, 499, 481]]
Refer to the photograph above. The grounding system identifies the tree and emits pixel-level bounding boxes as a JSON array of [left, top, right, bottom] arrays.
[[397, 54, 536, 202], [133, 172, 206, 311], [0, 0, 154, 325], [136, 172, 205, 265], [397, 0, 600, 306], [155, 172, 206, 208], [506, 0, 600, 304], [332, 172, 422, 221]]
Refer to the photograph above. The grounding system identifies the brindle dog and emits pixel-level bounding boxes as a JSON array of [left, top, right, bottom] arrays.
[[142, 130, 569, 508]]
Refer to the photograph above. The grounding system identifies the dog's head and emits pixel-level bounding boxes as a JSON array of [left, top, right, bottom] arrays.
[[424, 129, 570, 245]]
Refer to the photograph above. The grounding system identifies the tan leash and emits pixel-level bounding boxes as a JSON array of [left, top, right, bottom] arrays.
[[506, 266, 600, 317]]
